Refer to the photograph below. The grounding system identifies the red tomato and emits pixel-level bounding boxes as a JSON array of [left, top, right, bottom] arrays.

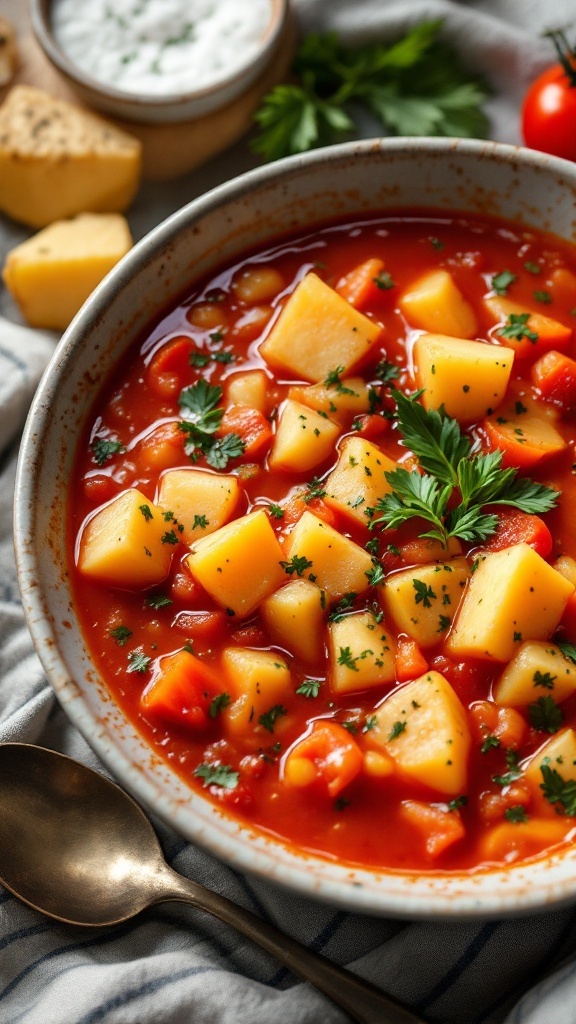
[[522, 34, 576, 161]]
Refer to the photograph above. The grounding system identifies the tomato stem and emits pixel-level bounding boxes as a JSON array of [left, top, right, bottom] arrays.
[[545, 29, 576, 87]]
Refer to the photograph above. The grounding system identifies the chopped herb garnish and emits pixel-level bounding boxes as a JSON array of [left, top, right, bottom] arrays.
[[147, 594, 172, 609], [504, 805, 529, 823], [280, 554, 313, 577], [481, 734, 501, 754], [534, 290, 552, 304], [533, 670, 556, 690], [374, 359, 401, 384], [127, 649, 151, 674], [161, 530, 179, 545], [92, 437, 124, 465], [328, 593, 357, 622], [388, 720, 407, 740], [209, 693, 231, 718], [259, 704, 288, 733], [324, 365, 355, 395], [524, 261, 541, 274], [109, 625, 132, 646], [194, 763, 239, 789], [139, 504, 153, 521], [337, 646, 358, 671], [558, 641, 576, 664], [528, 695, 564, 733], [413, 579, 436, 607], [491, 270, 516, 295], [268, 503, 285, 519], [366, 562, 385, 587], [373, 271, 395, 290], [448, 795, 468, 812], [540, 764, 576, 816], [296, 679, 321, 698], [499, 312, 538, 344], [192, 514, 209, 530]]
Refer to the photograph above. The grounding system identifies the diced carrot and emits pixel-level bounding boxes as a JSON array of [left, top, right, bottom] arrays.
[[352, 413, 391, 441], [283, 720, 363, 797], [482, 406, 566, 470], [470, 700, 527, 749], [336, 258, 387, 309], [147, 336, 193, 398], [481, 509, 553, 559], [399, 800, 466, 858], [138, 421, 187, 472], [140, 649, 219, 729], [531, 350, 576, 412], [395, 636, 429, 682], [486, 295, 572, 358], [546, 267, 576, 308], [217, 404, 272, 458], [170, 570, 203, 604]]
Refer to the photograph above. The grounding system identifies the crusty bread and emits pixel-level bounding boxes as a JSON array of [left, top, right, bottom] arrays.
[[0, 85, 142, 226]]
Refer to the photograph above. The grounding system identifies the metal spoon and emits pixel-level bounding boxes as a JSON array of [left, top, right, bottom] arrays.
[[0, 742, 426, 1024]]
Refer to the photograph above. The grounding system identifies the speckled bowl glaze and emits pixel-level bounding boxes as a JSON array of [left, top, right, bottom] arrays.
[[30, 0, 288, 123], [14, 138, 576, 919]]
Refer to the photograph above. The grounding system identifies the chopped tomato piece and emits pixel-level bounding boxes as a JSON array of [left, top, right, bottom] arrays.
[[147, 337, 193, 398], [172, 609, 228, 643], [531, 350, 576, 411], [481, 509, 553, 558], [217, 404, 272, 458], [395, 636, 428, 682], [170, 570, 204, 604], [470, 700, 527, 750], [399, 800, 466, 858], [83, 473, 121, 505], [283, 720, 363, 797], [336, 258, 387, 309], [478, 783, 532, 823], [230, 622, 268, 646], [141, 649, 219, 729], [353, 413, 391, 440], [281, 494, 339, 529]]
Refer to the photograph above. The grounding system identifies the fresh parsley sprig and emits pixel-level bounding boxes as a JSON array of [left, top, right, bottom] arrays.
[[178, 380, 245, 469], [252, 21, 490, 161], [368, 390, 558, 547]]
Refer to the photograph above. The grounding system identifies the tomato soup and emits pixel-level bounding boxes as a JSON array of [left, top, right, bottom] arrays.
[[70, 211, 576, 872]]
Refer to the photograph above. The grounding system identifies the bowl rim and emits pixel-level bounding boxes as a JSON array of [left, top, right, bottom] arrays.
[[29, 0, 288, 118], [14, 136, 576, 920]]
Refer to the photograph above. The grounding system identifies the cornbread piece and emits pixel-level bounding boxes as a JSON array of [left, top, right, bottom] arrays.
[[0, 85, 142, 227], [2, 213, 133, 330], [0, 17, 18, 86]]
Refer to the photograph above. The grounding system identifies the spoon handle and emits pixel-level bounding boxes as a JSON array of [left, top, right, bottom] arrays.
[[158, 867, 427, 1024]]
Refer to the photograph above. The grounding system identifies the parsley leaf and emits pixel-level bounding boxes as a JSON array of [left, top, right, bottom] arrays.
[[389, 720, 407, 740], [147, 594, 172, 609], [367, 391, 558, 547], [178, 380, 245, 469], [540, 764, 576, 815], [558, 641, 576, 664], [296, 679, 321, 698], [504, 805, 528, 823], [491, 270, 516, 295], [413, 578, 436, 607], [528, 695, 564, 733], [252, 22, 489, 161], [109, 625, 132, 646], [499, 312, 538, 344], [280, 554, 313, 577], [206, 433, 246, 469], [209, 693, 231, 718], [127, 649, 151, 674], [259, 704, 288, 733], [92, 437, 124, 465], [194, 763, 239, 789], [179, 379, 223, 432]]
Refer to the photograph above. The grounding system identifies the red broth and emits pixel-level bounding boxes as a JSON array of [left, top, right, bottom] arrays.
[[70, 211, 576, 872]]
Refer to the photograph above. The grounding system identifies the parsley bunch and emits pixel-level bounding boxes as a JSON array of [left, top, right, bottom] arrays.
[[368, 391, 558, 548], [178, 380, 245, 469], [252, 21, 490, 161]]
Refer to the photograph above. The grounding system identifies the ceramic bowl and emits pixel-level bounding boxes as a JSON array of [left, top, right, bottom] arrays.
[[29, 0, 289, 123], [14, 138, 576, 919]]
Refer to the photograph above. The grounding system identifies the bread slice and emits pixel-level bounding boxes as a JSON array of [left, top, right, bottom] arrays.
[[0, 85, 142, 227]]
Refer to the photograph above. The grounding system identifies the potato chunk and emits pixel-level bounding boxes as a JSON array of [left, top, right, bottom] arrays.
[[2, 213, 133, 330], [323, 436, 398, 527], [369, 672, 471, 795], [328, 611, 396, 694], [259, 272, 381, 382], [78, 488, 174, 588], [382, 558, 470, 649], [225, 370, 268, 412], [288, 377, 372, 420], [447, 544, 575, 662], [268, 400, 340, 472], [283, 510, 373, 601], [222, 647, 292, 738], [494, 641, 576, 706], [413, 334, 514, 423], [399, 269, 477, 338], [186, 510, 286, 618], [261, 579, 325, 664], [523, 728, 576, 811], [156, 468, 240, 544]]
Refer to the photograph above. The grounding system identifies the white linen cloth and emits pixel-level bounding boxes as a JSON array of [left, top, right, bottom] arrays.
[[2, 1, 576, 1022]]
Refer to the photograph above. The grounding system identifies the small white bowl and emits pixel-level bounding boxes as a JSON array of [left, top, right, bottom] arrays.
[[30, 0, 289, 124], [14, 138, 576, 919]]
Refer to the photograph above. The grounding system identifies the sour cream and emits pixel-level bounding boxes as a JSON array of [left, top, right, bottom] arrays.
[[51, 0, 274, 98]]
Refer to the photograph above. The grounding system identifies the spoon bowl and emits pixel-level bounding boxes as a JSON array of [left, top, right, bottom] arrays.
[[0, 742, 424, 1024]]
